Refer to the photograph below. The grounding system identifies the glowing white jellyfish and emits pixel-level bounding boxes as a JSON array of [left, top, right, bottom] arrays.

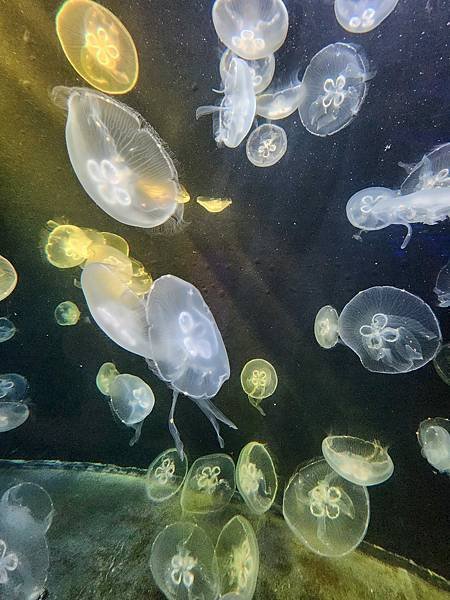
[[334, 0, 399, 33], [401, 143, 450, 195], [220, 49, 275, 94], [0, 318, 16, 343], [236, 441, 278, 514], [145, 448, 188, 503], [256, 83, 304, 120], [417, 418, 450, 474], [0, 403, 29, 433], [109, 374, 155, 445], [314, 305, 340, 349], [1, 483, 54, 534], [246, 124, 287, 167], [434, 260, 450, 307], [0, 374, 28, 402]]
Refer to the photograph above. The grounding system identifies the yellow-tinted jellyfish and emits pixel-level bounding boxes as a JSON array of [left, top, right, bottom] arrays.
[[96, 362, 120, 396], [83, 243, 133, 282], [240, 358, 278, 416], [145, 448, 188, 503], [100, 232, 129, 256], [0, 256, 18, 302], [54, 301, 81, 326], [129, 257, 153, 296], [236, 441, 278, 514], [176, 185, 191, 204], [196, 197, 232, 213], [56, 0, 139, 94], [45, 224, 93, 268]]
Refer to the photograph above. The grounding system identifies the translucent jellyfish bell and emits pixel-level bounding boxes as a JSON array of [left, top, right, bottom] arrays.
[[240, 358, 278, 415], [314, 305, 340, 349], [434, 260, 450, 307], [0, 256, 17, 302], [54, 300, 81, 326], [299, 43, 373, 137], [145, 275, 235, 458], [346, 186, 399, 231], [180, 453, 236, 514], [334, 0, 399, 33], [109, 374, 155, 445], [433, 342, 450, 385], [417, 417, 450, 474], [401, 143, 450, 195], [100, 232, 129, 256], [83, 244, 133, 282], [150, 522, 219, 600], [246, 124, 287, 167], [322, 435, 394, 486], [52, 86, 182, 228], [283, 458, 370, 557], [44, 224, 94, 268], [0, 374, 28, 402], [1, 483, 54, 534], [220, 49, 275, 94], [338, 286, 442, 374], [0, 318, 16, 343], [145, 448, 188, 503], [0, 403, 29, 433], [256, 83, 304, 120], [236, 441, 278, 514], [96, 362, 120, 396], [212, 0, 289, 60], [215, 515, 259, 600]]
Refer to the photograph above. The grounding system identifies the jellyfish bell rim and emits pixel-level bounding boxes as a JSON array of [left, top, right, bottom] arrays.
[[417, 417, 450, 447], [0, 255, 18, 302], [145, 447, 188, 503]]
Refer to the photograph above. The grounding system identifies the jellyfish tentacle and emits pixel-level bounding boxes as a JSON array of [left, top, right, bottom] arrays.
[[169, 390, 184, 460], [129, 421, 143, 446], [399, 221, 413, 249]]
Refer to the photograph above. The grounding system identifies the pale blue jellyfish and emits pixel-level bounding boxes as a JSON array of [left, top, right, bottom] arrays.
[[0, 318, 16, 343], [0, 374, 28, 402], [1, 483, 54, 534], [220, 49, 275, 94]]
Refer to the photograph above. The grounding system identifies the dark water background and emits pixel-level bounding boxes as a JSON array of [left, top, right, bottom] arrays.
[[1, 0, 449, 581]]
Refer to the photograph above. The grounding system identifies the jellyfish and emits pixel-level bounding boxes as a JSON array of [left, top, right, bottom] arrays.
[[129, 257, 153, 297], [215, 515, 259, 600], [176, 185, 191, 205], [283, 458, 370, 557], [0, 403, 29, 433], [150, 522, 219, 600], [196, 197, 233, 213], [337, 286, 442, 374], [0, 318, 16, 343], [83, 244, 134, 289], [54, 300, 81, 326], [180, 453, 236, 514], [212, 0, 289, 60], [240, 358, 278, 416], [196, 56, 256, 148], [56, 0, 139, 94], [145, 448, 188, 503], [220, 49, 275, 94], [81, 262, 150, 358], [256, 83, 304, 120], [434, 260, 450, 307], [0, 256, 17, 302], [314, 305, 340, 349], [433, 342, 450, 385], [298, 43, 373, 137], [145, 275, 235, 458], [52, 86, 183, 229], [246, 124, 287, 167], [1, 483, 54, 534], [400, 143, 450, 195], [0, 374, 28, 402], [100, 231, 130, 256], [334, 0, 399, 33], [96, 362, 120, 396], [322, 435, 394, 486], [417, 418, 450, 474], [109, 373, 155, 445], [44, 224, 91, 268], [236, 441, 278, 514]]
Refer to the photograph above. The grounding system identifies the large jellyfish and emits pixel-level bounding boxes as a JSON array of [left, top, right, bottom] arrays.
[[434, 261, 450, 307], [212, 0, 289, 60], [400, 143, 450, 195], [298, 43, 373, 137], [334, 0, 399, 33], [246, 124, 287, 168], [109, 373, 155, 445], [417, 417, 450, 474], [0, 256, 17, 302], [337, 286, 442, 374], [220, 49, 275, 94], [52, 86, 183, 229], [145, 275, 235, 458]]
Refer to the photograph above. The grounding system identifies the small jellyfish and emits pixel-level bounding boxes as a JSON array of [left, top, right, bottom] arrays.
[[145, 448, 188, 503], [215, 515, 259, 600], [0, 374, 28, 402], [109, 373, 155, 445], [322, 435, 394, 486], [283, 458, 370, 557], [150, 522, 219, 600], [0, 256, 17, 302], [434, 261, 450, 307], [1, 483, 54, 533], [246, 124, 287, 168], [314, 305, 340, 349], [96, 362, 120, 396], [417, 417, 450, 474], [236, 441, 278, 514], [44, 224, 93, 268], [400, 143, 450, 195], [180, 454, 236, 514], [240, 358, 278, 416], [433, 342, 450, 385], [196, 57, 256, 149], [212, 0, 289, 60], [0, 318, 16, 344], [334, 0, 399, 33], [0, 403, 29, 433], [337, 286, 442, 374], [54, 300, 81, 326], [56, 0, 139, 94], [299, 43, 373, 137], [256, 83, 304, 120], [196, 197, 233, 213], [220, 49, 275, 94], [52, 86, 183, 229]]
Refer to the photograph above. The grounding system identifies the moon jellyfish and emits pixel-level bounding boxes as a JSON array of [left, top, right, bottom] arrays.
[[0, 403, 29, 433], [96, 362, 120, 396], [180, 453, 235, 514], [298, 43, 373, 137], [196, 197, 233, 213], [0, 318, 16, 343], [0, 374, 28, 402], [52, 86, 182, 228], [100, 231, 129, 256], [44, 224, 95, 268], [338, 286, 442, 374], [240, 358, 278, 416], [212, 0, 289, 60], [56, 0, 139, 94], [1, 483, 54, 534], [283, 458, 370, 557], [109, 374, 155, 445], [236, 441, 277, 514], [417, 417, 450, 474], [81, 262, 150, 357], [246, 124, 287, 167], [434, 261, 450, 307], [220, 49, 275, 94], [0, 256, 17, 302], [129, 257, 153, 297], [401, 143, 450, 195], [54, 300, 81, 326], [145, 275, 235, 458], [433, 342, 450, 385], [215, 515, 259, 600], [314, 305, 340, 349], [334, 0, 399, 33], [256, 83, 304, 120], [196, 57, 256, 148], [145, 448, 188, 503], [150, 522, 219, 600], [322, 435, 394, 486]]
